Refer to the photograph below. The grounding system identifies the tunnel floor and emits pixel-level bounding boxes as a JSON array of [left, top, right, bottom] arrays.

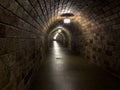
[[30, 41, 120, 90]]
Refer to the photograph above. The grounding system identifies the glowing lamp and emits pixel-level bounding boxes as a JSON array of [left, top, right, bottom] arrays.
[[64, 18, 71, 24], [58, 29, 62, 33]]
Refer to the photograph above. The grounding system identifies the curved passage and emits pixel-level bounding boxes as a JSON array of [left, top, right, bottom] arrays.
[[0, 0, 120, 89], [30, 41, 120, 90]]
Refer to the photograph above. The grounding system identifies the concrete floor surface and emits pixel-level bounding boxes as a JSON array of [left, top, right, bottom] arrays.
[[30, 41, 120, 90]]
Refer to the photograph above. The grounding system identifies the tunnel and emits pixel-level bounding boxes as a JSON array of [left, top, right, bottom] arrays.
[[0, 0, 120, 90]]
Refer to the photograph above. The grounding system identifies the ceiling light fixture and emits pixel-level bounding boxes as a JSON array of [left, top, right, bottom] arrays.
[[61, 13, 74, 24], [58, 29, 62, 33], [64, 18, 71, 24]]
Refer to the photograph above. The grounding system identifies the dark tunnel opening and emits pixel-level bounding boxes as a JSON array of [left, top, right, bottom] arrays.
[[0, 0, 120, 90]]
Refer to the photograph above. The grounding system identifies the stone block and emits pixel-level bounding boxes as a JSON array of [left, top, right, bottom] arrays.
[[0, 56, 10, 89]]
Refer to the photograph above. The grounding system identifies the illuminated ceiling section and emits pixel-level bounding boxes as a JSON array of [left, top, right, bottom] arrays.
[[38, 0, 95, 33]]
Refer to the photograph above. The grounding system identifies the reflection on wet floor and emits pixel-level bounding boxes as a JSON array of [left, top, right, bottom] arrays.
[[30, 41, 120, 90]]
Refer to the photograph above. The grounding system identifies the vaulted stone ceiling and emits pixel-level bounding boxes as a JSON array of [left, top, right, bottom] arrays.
[[0, 0, 120, 89], [1, 0, 116, 34]]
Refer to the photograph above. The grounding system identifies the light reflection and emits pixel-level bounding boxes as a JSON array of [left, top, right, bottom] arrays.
[[52, 41, 64, 58], [53, 41, 60, 49], [52, 41, 64, 73], [53, 29, 62, 40], [52, 41, 65, 76], [52, 41, 65, 63], [51, 41, 74, 90], [53, 33, 59, 40]]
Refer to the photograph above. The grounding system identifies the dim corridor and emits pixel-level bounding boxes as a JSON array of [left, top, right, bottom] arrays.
[[29, 41, 120, 90]]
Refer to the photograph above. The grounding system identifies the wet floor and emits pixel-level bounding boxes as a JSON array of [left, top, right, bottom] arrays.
[[30, 41, 120, 90]]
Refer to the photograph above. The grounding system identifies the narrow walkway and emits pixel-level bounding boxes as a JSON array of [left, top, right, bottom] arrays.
[[30, 41, 120, 90]]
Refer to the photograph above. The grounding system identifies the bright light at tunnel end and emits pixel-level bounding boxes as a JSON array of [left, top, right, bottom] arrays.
[[64, 18, 71, 24]]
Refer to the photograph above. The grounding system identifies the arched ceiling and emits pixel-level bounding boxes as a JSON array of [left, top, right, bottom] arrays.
[[13, 0, 110, 33], [0, 0, 116, 35], [48, 26, 71, 44]]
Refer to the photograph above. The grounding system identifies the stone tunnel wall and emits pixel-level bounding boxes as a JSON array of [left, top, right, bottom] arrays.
[[66, 23, 85, 54], [0, 0, 120, 89], [75, 0, 120, 77], [0, 0, 44, 90]]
